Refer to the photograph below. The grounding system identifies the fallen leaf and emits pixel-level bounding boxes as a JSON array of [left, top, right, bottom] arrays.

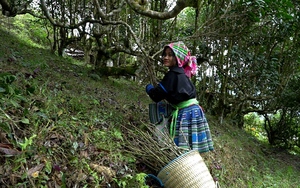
[[0, 143, 22, 156], [27, 164, 45, 178], [90, 163, 116, 182]]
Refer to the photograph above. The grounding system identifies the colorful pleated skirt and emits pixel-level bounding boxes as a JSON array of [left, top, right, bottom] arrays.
[[174, 104, 214, 153]]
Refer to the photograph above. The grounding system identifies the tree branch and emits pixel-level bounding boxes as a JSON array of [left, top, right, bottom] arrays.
[[125, 0, 194, 20], [0, 0, 32, 17]]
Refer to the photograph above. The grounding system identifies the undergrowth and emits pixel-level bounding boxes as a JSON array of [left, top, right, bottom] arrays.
[[0, 15, 300, 188]]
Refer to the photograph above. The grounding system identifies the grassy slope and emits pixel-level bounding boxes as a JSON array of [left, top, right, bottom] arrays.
[[0, 16, 300, 188]]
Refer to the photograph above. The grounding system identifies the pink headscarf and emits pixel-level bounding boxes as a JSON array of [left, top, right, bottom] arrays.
[[164, 41, 198, 78]]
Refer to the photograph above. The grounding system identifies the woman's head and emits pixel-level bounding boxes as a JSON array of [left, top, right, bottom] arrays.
[[162, 47, 177, 67], [162, 41, 198, 78]]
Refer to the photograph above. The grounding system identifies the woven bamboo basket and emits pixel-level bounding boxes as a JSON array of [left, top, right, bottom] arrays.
[[157, 150, 216, 188]]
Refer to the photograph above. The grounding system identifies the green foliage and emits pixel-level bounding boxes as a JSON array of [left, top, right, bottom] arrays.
[[255, 76, 300, 149], [12, 14, 48, 47], [263, 110, 300, 149], [0, 73, 19, 104], [244, 113, 267, 141], [0, 9, 300, 188], [279, 75, 300, 108], [18, 134, 37, 151], [211, 116, 300, 188], [113, 173, 149, 188], [175, 8, 196, 37]]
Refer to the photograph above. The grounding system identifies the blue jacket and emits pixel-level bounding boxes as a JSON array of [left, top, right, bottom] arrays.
[[147, 67, 196, 105]]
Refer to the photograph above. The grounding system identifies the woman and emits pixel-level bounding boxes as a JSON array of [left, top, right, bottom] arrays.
[[145, 41, 214, 153]]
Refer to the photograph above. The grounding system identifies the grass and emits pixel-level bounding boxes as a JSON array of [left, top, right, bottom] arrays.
[[1, 15, 300, 188]]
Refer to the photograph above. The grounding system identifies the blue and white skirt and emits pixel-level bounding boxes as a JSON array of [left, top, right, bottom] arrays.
[[174, 104, 214, 153]]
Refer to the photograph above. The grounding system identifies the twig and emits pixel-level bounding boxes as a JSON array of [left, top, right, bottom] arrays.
[[122, 122, 187, 172]]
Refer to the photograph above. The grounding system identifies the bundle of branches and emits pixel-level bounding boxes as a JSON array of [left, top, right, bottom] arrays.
[[121, 122, 188, 172]]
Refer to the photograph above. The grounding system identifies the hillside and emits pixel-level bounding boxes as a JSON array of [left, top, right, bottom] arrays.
[[1, 17, 300, 188]]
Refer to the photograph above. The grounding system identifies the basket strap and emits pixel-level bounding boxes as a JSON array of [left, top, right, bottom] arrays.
[[146, 174, 164, 187]]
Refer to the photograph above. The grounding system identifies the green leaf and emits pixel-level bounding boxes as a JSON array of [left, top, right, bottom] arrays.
[[19, 134, 37, 150], [21, 118, 30, 124], [113, 129, 123, 140], [9, 99, 20, 108], [45, 160, 52, 174]]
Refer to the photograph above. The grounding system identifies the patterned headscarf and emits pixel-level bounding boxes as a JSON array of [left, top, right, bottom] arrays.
[[164, 41, 198, 78]]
